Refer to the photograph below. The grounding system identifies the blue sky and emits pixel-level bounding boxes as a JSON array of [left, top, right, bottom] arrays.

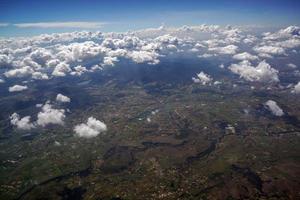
[[0, 0, 300, 37]]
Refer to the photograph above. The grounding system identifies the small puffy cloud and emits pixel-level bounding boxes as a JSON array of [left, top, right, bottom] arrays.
[[36, 103, 65, 126], [56, 93, 71, 103], [264, 100, 284, 116], [229, 60, 279, 83], [232, 52, 258, 61], [192, 71, 213, 85], [0, 54, 12, 67], [29, 48, 52, 65], [0, 79, 4, 83], [128, 51, 160, 65], [102, 56, 118, 66], [52, 62, 71, 77], [46, 59, 60, 68], [8, 85, 28, 92], [209, 44, 238, 55], [287, 63, 297, 69], [4, 66, 34, 78], [292, 82, 300, 94], [254, 46, 285, 56], [10, 113, 35, 130], [74, 117, 107, 138], [70, 65, 87, 76], [32, 72, 49, 80]]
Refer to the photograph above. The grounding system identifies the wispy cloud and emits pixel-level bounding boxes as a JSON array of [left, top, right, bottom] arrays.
[[13, 21, 107, 29], [0, 23, 9, 27]]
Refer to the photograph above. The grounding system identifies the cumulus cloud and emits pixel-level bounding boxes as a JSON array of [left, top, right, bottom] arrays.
[[52, 62, 71, 77], [264, 100, 284, 116], [10, 113, 35, 130], [229, 60, 279, 83], [254, 46, 285, 56], [70, 65, 88, 76], [232, 52, 258, 61], [192, 71, 213, 85], [10, 101, 67, 130], [292, 82, 300, 94], [36, 103, 65, 126], [14, 21, 106, 29], [209, 44, 238, 55], [74, 117, 107, 138], [0, 54, 12, 67], [32, 71, 49, 80], [8, 85, 28, 92], [263, 26, 300, 40], [128, 50, 160, 65], [56, 94, 71, 103], [287, 63, 297, 69], [4, 66, 34, 78]]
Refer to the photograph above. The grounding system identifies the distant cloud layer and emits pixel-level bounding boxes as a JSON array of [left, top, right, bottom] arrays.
[[1, 24, 300, 96], [4, 24, 300, 136], [13, 21, 107, 29]]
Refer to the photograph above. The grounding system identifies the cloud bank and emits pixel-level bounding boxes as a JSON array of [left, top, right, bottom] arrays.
[[14, 21, 106, 29], [1, 24, 300, 94]]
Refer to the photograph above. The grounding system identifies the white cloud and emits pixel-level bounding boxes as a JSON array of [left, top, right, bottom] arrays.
[[70, 65, 88, 76], [264, 100, 284, 116], [287, 63, 297, 69], [192, 71, 213, 85], [32, 72, 49, 80], [292, 82, 300, 94], [254, 46, 285, 56], [4, 66, 34, 78], [209, 44, 238, 55], [52, 62, 71, 77], [102, 56, 118, 66], [14, 21, 106, 29], [128, 50, 160, 65], [233, 52, 258, 61], [56, 94, 71, 103], [229, 60, 279, 83], [8, 85, 28, 92], [74, 117, 107, 138], [0, 54, 12, 67], [10, 113, 35, 130], [36, 103, 65, 127], [263, 26, 300, 40]]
